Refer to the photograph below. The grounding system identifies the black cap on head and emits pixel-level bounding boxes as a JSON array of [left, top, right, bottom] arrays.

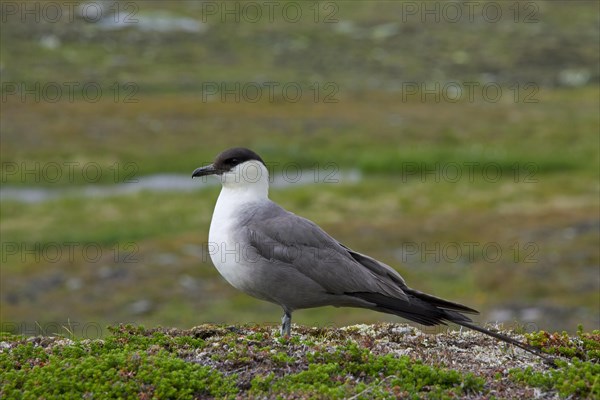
[[192, 147, 265, 177], [214, 147, 265, 170]]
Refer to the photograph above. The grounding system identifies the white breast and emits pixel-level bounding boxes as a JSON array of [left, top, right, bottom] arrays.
[[208, 186, 266, 293], [206, 160, 271, 294]]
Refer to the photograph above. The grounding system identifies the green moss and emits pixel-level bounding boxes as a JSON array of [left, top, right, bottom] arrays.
[[271, 351, 295, 365], [98, 325, 207, 353], [250, 342, 485, 399], [4, 324, 600, 398], [0, 326, 234, 400], [525, 325, 600, 361], [2, 348, 237, 399], [0, 332, 24, 342], [510, 359, 600, 398], [508, 326, 600, 398], [245, 331, 265, 341], [0, 341, 50, 372]]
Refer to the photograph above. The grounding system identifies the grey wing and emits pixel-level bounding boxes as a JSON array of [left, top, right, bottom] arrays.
[[240, 202, 410, 302]]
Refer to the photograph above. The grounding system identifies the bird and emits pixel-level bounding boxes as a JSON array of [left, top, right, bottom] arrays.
[[192, 147, 552, 362]]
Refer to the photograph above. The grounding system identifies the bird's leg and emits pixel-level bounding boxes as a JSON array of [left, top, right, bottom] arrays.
[[280, 310, 292, 337]]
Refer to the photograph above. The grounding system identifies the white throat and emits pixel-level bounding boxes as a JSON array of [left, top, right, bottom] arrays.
[[209, 160, 270, 239], [219, 160, 269, 200]]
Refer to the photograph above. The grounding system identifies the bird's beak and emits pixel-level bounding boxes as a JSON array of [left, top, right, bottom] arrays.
[[192, 164, 218, 178]]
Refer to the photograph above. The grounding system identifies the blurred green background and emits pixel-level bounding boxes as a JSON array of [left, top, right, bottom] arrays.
[[1, 0, 598, 337]]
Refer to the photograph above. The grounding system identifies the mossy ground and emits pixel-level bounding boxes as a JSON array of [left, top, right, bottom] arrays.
[[1, 323, 598, 399]]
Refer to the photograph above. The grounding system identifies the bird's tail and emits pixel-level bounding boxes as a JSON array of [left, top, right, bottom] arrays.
[[445, 313, 555, 364], [351, 289, 556, 365]]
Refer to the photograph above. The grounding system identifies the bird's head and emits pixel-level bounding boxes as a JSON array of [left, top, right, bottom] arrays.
[[192, 147, 269, 191]]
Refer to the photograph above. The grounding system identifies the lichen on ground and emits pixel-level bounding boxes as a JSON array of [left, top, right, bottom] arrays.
[[1, 323, 598, 399]]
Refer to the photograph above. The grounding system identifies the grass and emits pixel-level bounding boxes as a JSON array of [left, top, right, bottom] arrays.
[[0, 0, 598, 364], [1, 168, 598, 332], [1, 323, 598, 399], [1, 86, 598, 185]]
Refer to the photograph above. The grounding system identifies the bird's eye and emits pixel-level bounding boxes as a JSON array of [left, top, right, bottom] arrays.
[[228, 158, 240, 165]]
